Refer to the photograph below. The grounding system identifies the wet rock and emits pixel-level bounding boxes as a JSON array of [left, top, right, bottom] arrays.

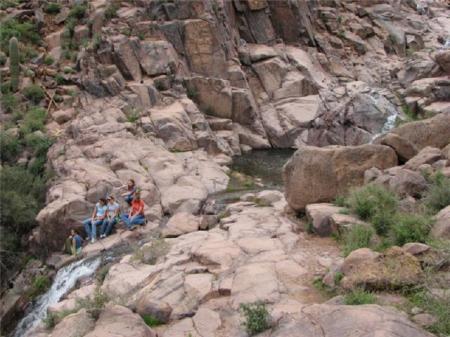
[[284, 145, 398, 211]]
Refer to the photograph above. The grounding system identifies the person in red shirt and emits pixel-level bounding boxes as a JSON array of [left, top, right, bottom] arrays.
[[120, 191, 146, 229]]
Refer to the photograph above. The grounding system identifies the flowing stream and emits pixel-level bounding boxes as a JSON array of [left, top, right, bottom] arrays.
[[13, 257, 101, 337]]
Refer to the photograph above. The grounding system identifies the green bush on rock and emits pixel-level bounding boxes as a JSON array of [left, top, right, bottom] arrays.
[[240, 302, 271, 336], [344, 289, 376, 305], [391, 213, 432, 246], [23, 84, 45, 104]]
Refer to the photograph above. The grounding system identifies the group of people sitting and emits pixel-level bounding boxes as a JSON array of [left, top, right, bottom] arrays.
[[65, 179, 146, 255]]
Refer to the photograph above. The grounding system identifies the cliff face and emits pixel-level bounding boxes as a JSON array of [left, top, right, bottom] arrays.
[[21, 0, 448, 250]]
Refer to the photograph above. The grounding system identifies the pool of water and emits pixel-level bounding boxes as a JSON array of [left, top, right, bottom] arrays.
[[209, 149, 295, 208], [230, 148, 295, 190]]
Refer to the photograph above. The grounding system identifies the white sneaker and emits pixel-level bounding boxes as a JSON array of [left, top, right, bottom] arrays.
[[91, 238, 96, 244]]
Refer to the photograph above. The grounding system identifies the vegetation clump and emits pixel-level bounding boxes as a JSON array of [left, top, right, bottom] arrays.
[[344, 289, 376, 305], [141, 314, 164, 327], [345, 184, 398, 235], [423, 172, 450, 213], [240, 302, 271, 336], [23, 84, 46, 104], [342, 225, 374, 256]]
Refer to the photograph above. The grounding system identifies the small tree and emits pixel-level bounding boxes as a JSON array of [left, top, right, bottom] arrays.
[[9, 36, 20, 92]]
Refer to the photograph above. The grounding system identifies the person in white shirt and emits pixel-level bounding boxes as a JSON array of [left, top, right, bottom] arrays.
[[99, 195, 120, 238]]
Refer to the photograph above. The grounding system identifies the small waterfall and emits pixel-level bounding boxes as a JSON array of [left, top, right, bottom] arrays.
[[13, 257, 101, 337]]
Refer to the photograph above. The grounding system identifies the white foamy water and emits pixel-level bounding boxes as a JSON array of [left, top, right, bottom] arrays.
[[13, 257, 101, 337]]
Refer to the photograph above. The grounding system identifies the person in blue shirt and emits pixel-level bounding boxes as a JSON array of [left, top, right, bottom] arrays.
[[65, 229, 83, 255], [83, 198, 107, 243], [100, 195, 120, 238]]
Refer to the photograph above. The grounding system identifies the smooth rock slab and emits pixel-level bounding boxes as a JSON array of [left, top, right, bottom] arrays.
[[271, 304, 434, 337], [84, 304, 156, 337]]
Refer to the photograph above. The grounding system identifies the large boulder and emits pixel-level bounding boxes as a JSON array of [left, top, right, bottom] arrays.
[[375, 133, 418, 163], [162, 212, 201, 237], [391, 112, 450, 150], [340, 247, 423, 290], [84, 304, 156, 337], [435, 50, 450, 72], [431, 205, 450, 240], [283, 145, 398, 211]]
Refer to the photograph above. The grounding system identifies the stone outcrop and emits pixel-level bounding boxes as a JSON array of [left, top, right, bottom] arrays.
[[84, 304, 156, 337], [340, 247, 423, 290], [283, 144, 398, 211], [391, 113, 450, 150]]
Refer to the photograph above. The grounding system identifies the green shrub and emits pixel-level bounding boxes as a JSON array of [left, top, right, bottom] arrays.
[[342, 225, 374, 256], [9, 37, 20, 92], [20, 107, 48, 134], [29, 275, 51, 299], [68, 3, 87, 20], [423, 172, 450, 213], [141, 314, 163, 327], [44, 55, 54, 65], [240, 302, 271, 336], [0, 19, 41, 53], [334, 271, 344, 285], [0, 131, 22, 162], [334, 195, 347, 207], [105, 3, 119, 20], [125, 109, 140, 123], [346, 184, 398, 235], [1, 93, 18, 113], [23, 84, 45, 104], [344, 289, 376, 305], [408, 290, 450, 335], [76, 288, 109, 319], [391, 213, 432, 246], [0, 0, 19, 10], [44, 2, 61, 14]]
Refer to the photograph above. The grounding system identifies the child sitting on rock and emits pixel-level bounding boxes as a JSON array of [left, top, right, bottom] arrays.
[[121, 179, 137, 206], [65, 229, 83, 256]]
